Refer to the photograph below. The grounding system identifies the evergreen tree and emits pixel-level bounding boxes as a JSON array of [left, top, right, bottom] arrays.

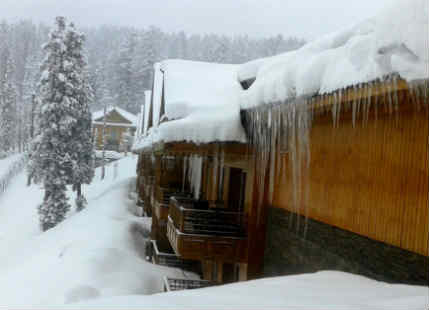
[[32, 17, 94, 230], [32, 17, 72, 230], [63, 22, 95, 211], [0, 46, 17, 154]]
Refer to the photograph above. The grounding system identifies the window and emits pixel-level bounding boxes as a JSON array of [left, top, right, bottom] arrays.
[[110, 128, 117, 140]]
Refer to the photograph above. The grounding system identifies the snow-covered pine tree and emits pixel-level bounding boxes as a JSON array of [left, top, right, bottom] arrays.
[[0, 46, 18, 155], [32, 17, 72, 231], [62, 22, 95, 211], [31, 17, 94, 230]]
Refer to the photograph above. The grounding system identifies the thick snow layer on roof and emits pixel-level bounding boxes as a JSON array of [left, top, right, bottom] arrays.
[[240, 0, 429, 109], [63, 271, 428, 309], [152, 64, 163, 127], [92, 107, 138, 126], [133, 60, 246, 151], [143, 90, 152, 135]]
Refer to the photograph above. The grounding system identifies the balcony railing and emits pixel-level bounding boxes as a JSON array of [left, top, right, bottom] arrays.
[[163, 276, 215, 292], [169, 197, 247, 237], [167, 197, 248, 262], [150, 240, 195, 269], [154, 188, 192, 221]]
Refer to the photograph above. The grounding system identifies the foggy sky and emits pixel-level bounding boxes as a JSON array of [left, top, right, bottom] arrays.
[[0, 0, 395, 39]]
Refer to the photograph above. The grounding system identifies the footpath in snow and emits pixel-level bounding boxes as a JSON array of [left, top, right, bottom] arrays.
[[0, 155, 197, 307]]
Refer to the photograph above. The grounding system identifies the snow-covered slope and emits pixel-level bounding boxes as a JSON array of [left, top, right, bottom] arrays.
[[0, 153, 22, 179], [64, 271, 428, 310], [240, 0, 428, 109], [0, 156, 197, 307]]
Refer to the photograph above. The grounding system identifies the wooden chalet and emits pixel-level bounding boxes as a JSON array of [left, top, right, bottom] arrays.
[[133, 2, 428, 287], [133, 60, 256, 284], [92, 106, 137, 151]]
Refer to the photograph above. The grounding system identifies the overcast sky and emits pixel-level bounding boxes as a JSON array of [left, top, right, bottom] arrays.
[[0, 0, 395, 39]]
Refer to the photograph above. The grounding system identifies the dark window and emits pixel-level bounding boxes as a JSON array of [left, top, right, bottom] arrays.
[[228, 168, 246, 212]]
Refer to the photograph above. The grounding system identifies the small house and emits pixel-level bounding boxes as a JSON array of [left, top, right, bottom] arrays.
[[92, 107, 137, 151]]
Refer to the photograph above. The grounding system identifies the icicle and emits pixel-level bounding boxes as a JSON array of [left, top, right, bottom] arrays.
[[212, 151, 218, 201], [356, 84, 362, 125], [352, 85, 358, 127], [218, 149, 225, 200], [182, 156, 187, 193], [364, 83, 372, 125], [188, 155, 203, 200], [387, 77, 393, 115], [337, 89, 342, 127], [374, 85, 379, 121], [331, 93, 337, 127]]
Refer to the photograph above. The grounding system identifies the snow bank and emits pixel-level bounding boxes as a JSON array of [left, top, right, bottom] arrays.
[[240, 0, 429, 109], [61, 271, 428, 309], [133, 60, 247, 152], [0, 156, 198, 307]]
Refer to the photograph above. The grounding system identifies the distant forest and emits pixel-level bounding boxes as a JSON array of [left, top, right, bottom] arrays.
[[0, 19, 305, 151]]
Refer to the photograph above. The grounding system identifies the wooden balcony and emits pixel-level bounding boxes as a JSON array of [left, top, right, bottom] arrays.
[[169, 197, 247, 237], [154, 200, 169, 221], [163, 276, 215, 292], [167, 200, 248, 263], [150, 240, 196, 269], [153, 187, 192, 221]]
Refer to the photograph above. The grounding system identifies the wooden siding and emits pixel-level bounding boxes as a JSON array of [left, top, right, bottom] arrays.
[[273, 96, 428, 256], [92, 125, 135, 150]]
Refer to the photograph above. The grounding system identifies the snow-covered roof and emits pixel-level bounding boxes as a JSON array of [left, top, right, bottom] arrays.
[[143, 90, 152, 135], [92, 106, 138, 126], [133, 60, 247, 152], [152, 64, 163, 127], [240, 0, 429, 109]]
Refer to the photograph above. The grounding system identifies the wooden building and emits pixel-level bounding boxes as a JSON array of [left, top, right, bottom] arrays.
[[133, 60, 255, 283], [133, 2, 428, 286], [240, 77, 429, 285], [92, 107, 137, 151]]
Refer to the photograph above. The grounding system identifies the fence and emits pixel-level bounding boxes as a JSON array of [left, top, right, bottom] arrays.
[[0, 154, 28, 197]]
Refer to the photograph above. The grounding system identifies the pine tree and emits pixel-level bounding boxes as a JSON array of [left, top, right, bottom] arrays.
[[0, 46, 18, 155], [32, 17, 94, 230], [62, 22, 95, 211], [32, 17, 71, 230]]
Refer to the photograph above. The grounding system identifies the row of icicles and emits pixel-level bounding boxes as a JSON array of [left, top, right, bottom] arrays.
[[244, 76, 428, 237]]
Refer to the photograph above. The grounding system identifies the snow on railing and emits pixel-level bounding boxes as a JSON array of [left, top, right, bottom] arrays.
[[0, 154, 28, 197]]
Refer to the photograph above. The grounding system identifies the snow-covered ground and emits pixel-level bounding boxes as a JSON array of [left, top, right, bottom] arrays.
[[0, 155, 427, 309], [67, 271, 428, 310], [0, 153, 23, 179], [94, 150, 125, 160], [0, 155, 197, 308]]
